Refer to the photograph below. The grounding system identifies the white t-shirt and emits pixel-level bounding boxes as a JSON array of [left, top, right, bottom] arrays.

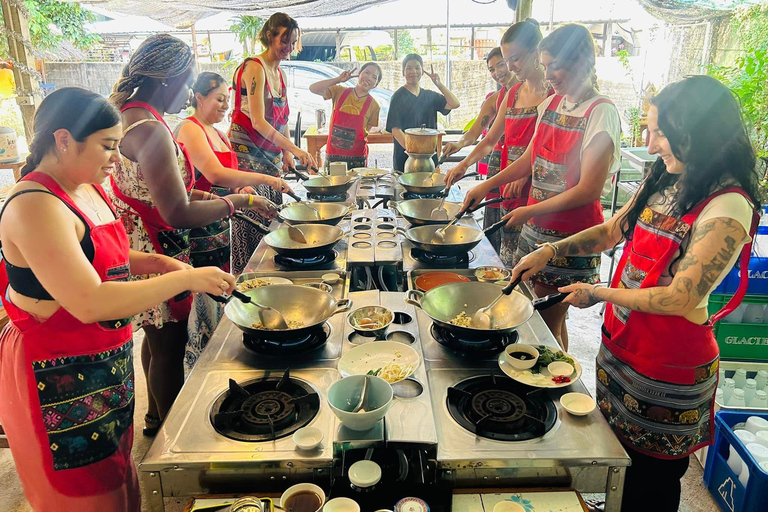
[[535, 94, 622, 198], [647, 186, 754, 309]]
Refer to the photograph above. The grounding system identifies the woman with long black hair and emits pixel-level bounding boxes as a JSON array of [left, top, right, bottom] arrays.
[[512, 75, 762, 512]]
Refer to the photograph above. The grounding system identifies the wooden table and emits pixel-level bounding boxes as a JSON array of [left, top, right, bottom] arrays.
[[305, 131, 444, 168], [0, 157, 25, 182]]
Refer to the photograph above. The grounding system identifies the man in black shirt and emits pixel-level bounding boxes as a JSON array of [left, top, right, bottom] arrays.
[[386, 54, 460, 171]]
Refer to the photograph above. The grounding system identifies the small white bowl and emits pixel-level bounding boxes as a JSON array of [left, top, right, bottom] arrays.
[[293, 426, 323, 451], [560, 392, 596, 416], [349, 460, 382, 489], [324, 497, 360, 512], [322, 273, 340, 284], [548, 361, 575, 378], [503, 345, 539, 371]]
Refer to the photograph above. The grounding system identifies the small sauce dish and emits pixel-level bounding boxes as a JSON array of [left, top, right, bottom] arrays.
[[322, 273, 340, 284], [547, 361, 574, 378], [560, 392, 597, 416], [504, 345, 539, 371], [293, 426, 323, 451]]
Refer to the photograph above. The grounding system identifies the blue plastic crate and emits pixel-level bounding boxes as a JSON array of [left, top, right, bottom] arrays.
[[703, 410, 768, 512], [713, 233, 768, 296]]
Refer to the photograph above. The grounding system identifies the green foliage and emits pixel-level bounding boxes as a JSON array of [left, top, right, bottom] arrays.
[[624, 107, 642, 147], [616, 49, 631, 71], [230, 15, 265, 56]]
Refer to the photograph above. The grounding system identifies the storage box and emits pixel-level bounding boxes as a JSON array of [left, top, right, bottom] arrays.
[[709, 294, 768, 361], [703, 410, 768, 512], [713, 234, 768, 296]]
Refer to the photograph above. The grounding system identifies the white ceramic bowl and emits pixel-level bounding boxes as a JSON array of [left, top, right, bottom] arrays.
[[280, 483, 326, 512], [293, 426, 323, 451], [548, 361, 575, 378], [323, 497, 360, 512], [503, 344, 539, 371], [560, 392, 597, 416], [328, 375, 393, 431]]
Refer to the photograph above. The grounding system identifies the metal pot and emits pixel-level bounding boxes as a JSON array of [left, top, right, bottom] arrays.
[[225, 285, 352, 340], [404, 153, 435, 174], [396, 220, 505, 256], [405, 282, 566, 337], [303, 175, 358, 196], [278, 201, 354, 226], [396, 171, 479, 194], [264, 223, 348, 258], [404, 125, 440, 154], [391, 197, 503, 226]]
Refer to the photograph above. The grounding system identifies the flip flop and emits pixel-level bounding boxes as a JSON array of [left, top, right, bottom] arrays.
[[143, 413, 161, 437]]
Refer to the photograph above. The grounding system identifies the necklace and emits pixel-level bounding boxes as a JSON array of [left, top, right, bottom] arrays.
[[76, 186, 103, 221], [561, 88, 596, 113]]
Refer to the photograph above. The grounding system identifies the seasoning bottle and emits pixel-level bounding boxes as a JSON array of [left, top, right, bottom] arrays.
[[231, 497, 264, 512]]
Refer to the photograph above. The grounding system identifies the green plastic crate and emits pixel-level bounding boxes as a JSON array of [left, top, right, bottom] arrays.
[[709, 294, 768, 361]]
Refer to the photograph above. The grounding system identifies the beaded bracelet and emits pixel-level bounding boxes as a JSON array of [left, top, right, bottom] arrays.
[[537, 242, 559, 260], [220, 196, 235, 217]]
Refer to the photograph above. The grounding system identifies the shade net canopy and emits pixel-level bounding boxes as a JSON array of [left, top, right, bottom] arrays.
[[637, 0, 766, 21]]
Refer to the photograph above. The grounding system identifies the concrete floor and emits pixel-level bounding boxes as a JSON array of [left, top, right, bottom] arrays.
[[0, 152, 719, 512]]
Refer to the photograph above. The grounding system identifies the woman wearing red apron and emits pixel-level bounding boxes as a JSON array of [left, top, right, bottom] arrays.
[[176, 72, 292, 372], [462, 25, 621, 350], [228, 13, 317, 275], [0, 88, 236, 511], [309, 62, 383, 171], [108, 35, 275, 435], [513, 76, 762, 512]]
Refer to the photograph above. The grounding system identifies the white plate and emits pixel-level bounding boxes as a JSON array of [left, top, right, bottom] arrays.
[[498, 344, 582, 388], [236, 276, 293, 291], [338, 341, 420, 384], [349, 167, 390, 178]]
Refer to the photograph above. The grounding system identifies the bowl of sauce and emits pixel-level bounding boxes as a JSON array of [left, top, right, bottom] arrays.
[[504, 344, 539, 370]]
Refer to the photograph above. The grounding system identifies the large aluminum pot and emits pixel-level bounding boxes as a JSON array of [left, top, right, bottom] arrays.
[[404, 125, 440, 154], [404, 153, 436, 174], [278, 201, 354, 226], [264, 223, 348, 258], [225, 285, 352, 340]]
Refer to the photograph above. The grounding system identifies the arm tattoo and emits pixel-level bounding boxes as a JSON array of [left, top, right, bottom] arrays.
[[554, 227, 605, 256], [249, 77, 257, 96], [480, 115, 490, 128], [695, 233, 737, 297]]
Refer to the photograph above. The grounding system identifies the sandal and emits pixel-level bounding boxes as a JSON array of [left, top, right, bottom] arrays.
[[143, 414, 161, 437], [584, 499, 605, 512]]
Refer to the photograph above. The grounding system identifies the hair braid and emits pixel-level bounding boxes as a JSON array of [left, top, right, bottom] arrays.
[[109, 34, 194, 108]]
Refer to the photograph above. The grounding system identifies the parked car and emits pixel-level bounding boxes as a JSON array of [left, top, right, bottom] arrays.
[[280, 61, 392, 132]]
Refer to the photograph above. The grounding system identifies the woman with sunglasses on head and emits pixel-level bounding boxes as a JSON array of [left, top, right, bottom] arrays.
[[447, 19, 551, 261], [229, 13, 317, 275], [309, 62, 383, 171], [0, 87, 236, 512], [175, 72, 293, 371], [109, 34, 275, 436], [462, 24, 621, 350], [512, 75, 761, 512]]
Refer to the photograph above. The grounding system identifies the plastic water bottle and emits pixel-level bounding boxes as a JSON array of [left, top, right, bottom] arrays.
[[723, 378, 736, 404], [752, 390, 768, 410], [743, 304, 765, 324], [716, 388, 725, 405], [756, 370, 768, 391], [745, 379, 758, 407], [729, 389, 747, 408], [718, 368, 726, 389], [723, 304, 746, 323], [735, 368, 748, 389]]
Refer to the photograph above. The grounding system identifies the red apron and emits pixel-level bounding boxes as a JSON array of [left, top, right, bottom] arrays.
[[528, 96, 609, 233], [0, 172, 139, 510], [325, 88, 373, 159], [230, 57, 289, 155], [482, 86, 507, 209], [110, 100, 194, 319], [186, 116, 238, 193], [603, 187, 760, 385]]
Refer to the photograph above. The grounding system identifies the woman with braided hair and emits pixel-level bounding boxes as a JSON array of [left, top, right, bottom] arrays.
[[108, 34, 276, 436], [229, 12, 317, 274]]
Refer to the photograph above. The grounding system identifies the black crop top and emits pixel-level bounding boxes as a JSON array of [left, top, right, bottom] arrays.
[[1, 189, 97, 301]]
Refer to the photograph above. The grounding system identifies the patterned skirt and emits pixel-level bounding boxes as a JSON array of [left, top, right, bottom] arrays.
[[596, 344, 717, 458], [513, 222, 600, 288], [482, 149, 504, 253], [229, 122, 283, 275], [499, 204, 523, 267]]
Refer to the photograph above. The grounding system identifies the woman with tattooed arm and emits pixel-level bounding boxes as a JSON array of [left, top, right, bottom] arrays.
[[511, 76, 762, 512]]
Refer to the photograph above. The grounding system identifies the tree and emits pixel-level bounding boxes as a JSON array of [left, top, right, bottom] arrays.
[[230, 15, 265, 56]]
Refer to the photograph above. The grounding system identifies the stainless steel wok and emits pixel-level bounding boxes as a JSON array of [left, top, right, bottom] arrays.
[[405, 281, 565, 337], [278, 201, 354, 226], [264, 223, 348, 258], [397, 172, 478, 195], [225, 285, 352, 340], [303, 175, 359, 196], [396, 220, 505, 256], [391, 197, 505, 226]]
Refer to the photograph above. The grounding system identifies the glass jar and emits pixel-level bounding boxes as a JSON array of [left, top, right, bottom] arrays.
[[231, 497, 264, 512]]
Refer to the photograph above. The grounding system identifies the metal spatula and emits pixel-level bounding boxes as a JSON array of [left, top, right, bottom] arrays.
[[286, 225, 308, 244], [208, 290, 289, 330], [430, 189, 450, 220], [472, 276, 522, 329], [431, 210, 463, 242]]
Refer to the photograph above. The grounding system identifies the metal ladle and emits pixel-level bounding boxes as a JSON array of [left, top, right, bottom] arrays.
[[209, 289, 289, 330]]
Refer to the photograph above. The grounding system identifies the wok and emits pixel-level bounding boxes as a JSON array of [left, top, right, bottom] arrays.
[[264, 223, 348, 258], [278, 201, 354, 226], [397, 172, 478, 195], [405, 281, 566, 337], [396, 220, 505, 256], [391, 197, 505, 226], [303, 175, 359, 196], [225, 285, 352, 340]]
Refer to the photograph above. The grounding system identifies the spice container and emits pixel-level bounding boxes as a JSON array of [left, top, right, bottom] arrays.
[[231, 497, 264, 512]]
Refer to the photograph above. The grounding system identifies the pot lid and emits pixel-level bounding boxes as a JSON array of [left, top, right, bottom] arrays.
[[349, 460, 382, 488], [405, 124, 439, 136]]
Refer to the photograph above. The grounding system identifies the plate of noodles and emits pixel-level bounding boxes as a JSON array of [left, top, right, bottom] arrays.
[[338, 342, 420, 384], [236, 275, 293, 291]]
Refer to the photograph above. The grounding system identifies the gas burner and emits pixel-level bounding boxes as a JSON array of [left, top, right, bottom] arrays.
[[242, 323, 330, 355], [431, 324, 518, 357], [274, 250, 338, 269], [307, 192, 347, 202], [411, 248, 475, 267], [447, 374, 556, 441], [403, 191, 443, 200], [210, 370, 320, 442]]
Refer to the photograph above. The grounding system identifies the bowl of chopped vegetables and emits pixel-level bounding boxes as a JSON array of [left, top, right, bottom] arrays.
[[347, 306, 394, 339]]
